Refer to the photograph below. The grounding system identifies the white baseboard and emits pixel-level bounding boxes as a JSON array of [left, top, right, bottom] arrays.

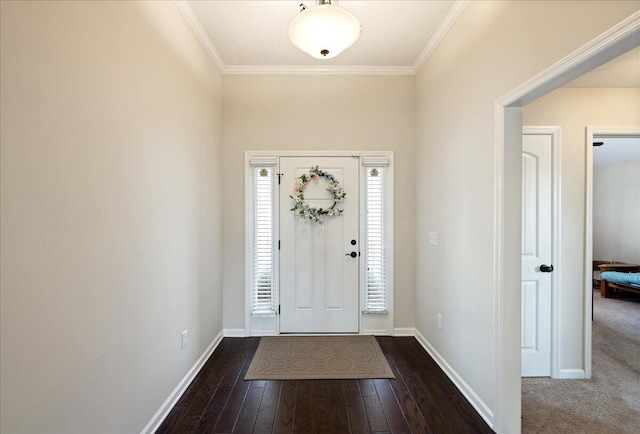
[[250, 330, 278, 336], [413, 329, 494, 430], [141, 330, 224, 434], [393, 327, 416, 336], [557, 369, 586, 379], [361, 329, 392, 335], [223, 328, 247, 337]]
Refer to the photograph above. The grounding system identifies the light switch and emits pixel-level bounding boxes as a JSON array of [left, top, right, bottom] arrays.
[[429, 232, 438, 246]]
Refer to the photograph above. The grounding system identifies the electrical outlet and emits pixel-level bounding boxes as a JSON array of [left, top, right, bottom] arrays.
[[437, 314, 443, 330], [181, 329, 188, 349]]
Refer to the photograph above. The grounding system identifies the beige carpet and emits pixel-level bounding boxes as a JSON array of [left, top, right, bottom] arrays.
[[245, 335, 395, 380], [522, 291, 640, 433]]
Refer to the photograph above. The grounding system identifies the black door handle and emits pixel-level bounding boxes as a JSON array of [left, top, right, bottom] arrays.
[[345, 252, 358, 258], [540, 264, 554, 273]]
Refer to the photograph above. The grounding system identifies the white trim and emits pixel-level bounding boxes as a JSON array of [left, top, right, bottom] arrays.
[[393, 327, 416, 337], [584, 126, 640, 379], [250, 329, 279, 336], [414, 329, 494, 429], [557, 369, 586, 380], [173, 1, 226, 73], [225, 65, 415, 76], [360, 329, 392, 336], [140, 330, 224, 434], [362, 155, 391, 166], [249, 155, 278, 166], [497, 11, 640, 108], [494, 105, 503, 430], [413, 0, 470, 73], [223, 328, 247, 338], [523, 126, 562, 379], [495, 13, 640, 433]]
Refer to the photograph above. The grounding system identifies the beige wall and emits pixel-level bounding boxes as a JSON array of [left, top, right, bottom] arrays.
[[415, 2, 639, 431], [524, 89, 640, 364], [594, 159, 640, 264], [0, 2, 224, 433], [222, 75, 416, 331]]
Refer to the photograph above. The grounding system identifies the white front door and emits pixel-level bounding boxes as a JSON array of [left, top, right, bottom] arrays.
[[521, 133, 553, 377], [279, 157, 360, 333]]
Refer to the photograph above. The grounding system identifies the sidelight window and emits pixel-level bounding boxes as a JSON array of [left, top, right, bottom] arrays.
[[250, 165, 277, 315], [363, 165, 389, 313]]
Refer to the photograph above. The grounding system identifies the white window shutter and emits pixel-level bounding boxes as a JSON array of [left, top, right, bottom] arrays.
[[251, 166, 277, 314], [364, 166, 388, 313]]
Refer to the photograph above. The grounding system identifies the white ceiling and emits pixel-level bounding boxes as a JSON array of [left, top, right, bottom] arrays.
[[180, 0, 462, 74], [178, 0, 640, 83]]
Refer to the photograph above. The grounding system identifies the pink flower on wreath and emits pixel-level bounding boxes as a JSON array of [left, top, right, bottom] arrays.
[[293, 187, 300, 193], [310, 172, 319, 181]]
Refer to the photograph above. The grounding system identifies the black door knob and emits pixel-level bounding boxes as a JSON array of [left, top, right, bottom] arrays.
[[540, 264, 554, 273], [345, 251, 358, 258]]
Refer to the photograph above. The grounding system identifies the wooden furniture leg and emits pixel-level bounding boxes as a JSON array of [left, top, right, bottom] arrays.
[[601, 279, 611, 298]]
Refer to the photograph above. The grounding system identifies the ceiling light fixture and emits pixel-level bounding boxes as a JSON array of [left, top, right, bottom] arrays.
[[289, 0, 361, 60]]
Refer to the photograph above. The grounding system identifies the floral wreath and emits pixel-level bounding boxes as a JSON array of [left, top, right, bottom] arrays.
[[290, 166, 346, 224]]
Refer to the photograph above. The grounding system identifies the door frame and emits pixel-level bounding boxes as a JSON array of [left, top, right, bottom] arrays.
[[244, 151, 395, 337], [584, 126, 640, 378], [522, 126, 561, 379], [495, 13, 639, 433]]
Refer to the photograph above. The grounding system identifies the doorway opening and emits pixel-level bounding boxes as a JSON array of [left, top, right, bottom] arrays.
[[495, 14, 639, 433]]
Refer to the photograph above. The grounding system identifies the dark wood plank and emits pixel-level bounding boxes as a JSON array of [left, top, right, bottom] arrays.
[[272, 381, 296, 433], [390, 337, 492, 434], [293, 380, 313, 433], [253, 380, 281, 434], [309, 380, 350, 433], [376, 338, 434, 434], [328, 380, 350, 433], [158, 337, 493, 434], [212, 339, 259, 433], [175, 339, 231, 409], [155, 407, 200, 434], [385, 357, 430, 434], [385, 337, 457, 433], [343, 380, 371, 433], [233, 382, 265, 433], [193, 339, 259, 433], [359, 379, 390, 432], [373, 379, 411, 433], [159, 338, 243, 434]]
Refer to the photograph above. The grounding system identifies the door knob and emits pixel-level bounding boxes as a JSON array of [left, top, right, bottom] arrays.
[[540, 264, 554, 273], [345, 252, 358, 258]]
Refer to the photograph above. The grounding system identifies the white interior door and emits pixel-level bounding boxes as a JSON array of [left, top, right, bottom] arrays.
[[521, 133, 553, 377], [279, 157, 359, 333]]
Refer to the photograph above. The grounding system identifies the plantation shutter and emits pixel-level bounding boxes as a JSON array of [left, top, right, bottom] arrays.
[[363, 158, 389, 314], [250, 158, 277, 315]]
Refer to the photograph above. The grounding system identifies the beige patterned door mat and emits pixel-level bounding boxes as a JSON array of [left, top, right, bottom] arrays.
[[244, 335, 395, 380]]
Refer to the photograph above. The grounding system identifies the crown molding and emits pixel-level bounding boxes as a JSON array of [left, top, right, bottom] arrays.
[[413, 0, 470, 73], [224, 65, 416, 76], [173, 0, 226, 74], [175, 0, 468, 76]]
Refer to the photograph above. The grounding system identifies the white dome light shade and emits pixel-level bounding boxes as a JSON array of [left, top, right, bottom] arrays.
[[289, 4, 361, 59]]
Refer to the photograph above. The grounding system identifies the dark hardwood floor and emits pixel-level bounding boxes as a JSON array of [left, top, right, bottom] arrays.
[[156, 336, 494, 434]]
